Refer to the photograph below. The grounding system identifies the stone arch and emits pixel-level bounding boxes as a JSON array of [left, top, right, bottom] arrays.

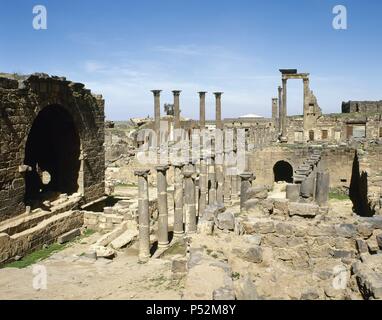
[[273, 160, 293, 183], [23, 104, 82, 206]]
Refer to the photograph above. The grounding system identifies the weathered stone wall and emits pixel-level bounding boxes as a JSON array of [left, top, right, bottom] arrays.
[[0, 73, 105, 221], [247, 145, 355, 189], [0, 210, 83, 265], [342, 101, 382, 113]]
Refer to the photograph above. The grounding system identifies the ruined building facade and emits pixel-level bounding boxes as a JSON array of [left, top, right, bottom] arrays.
[[0, 73, 105, 222]]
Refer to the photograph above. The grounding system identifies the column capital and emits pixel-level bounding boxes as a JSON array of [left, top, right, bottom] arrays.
[[172, 90, 182, 96], [213, 92, 223, 97], [182, 168, 195, 178], [239, 172, 253, 180], [155, 165, 169, 172], [151, 90, 162, 96], [172, 162, 185, 168], [134, 169, 151, 177], [198, 91, 207, 96]]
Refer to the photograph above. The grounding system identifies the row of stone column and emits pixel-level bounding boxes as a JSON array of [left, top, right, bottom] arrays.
[[151, 90, 224, 132], [134, 151, 244, 263], [286, 150, 330, 206]]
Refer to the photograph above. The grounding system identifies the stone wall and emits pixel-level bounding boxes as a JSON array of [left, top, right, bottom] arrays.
[[0, 73, 105, 222], [342, 101, 382, 113], [247, 145, 355, 190], [0, 210, 83, 265]]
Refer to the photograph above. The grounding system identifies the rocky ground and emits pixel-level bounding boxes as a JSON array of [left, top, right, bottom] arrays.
[[1, 188, 379, 300]]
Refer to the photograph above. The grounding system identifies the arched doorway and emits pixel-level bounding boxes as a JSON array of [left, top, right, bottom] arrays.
[[24, 105, 81, 206], [273, 161, 293, 183]]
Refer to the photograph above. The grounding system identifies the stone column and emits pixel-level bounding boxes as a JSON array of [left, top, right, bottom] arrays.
[[215, 152, 224, 206], [199, 154, 208, 216], [278, 86, 283, 134], [281, 79, 287, 142], [214, 92, 223, 130], [151, 90, 162, 140], [231, 148, 239, 200], [208, 154, 217, 205], [239, 172, 253, 210], [303, 78, 310, 130], [224, 150, 232, 205], [183, 166, 197, 233], [173, 90, 181, 130], [135, 169, 151, 263], [272, 98, 278, 123], [173, 162, 184, 236], [155, 165, 169, 248], [199, 91, 207, 129], [315, 171, 330, 207], [286, 184, 300, 202]]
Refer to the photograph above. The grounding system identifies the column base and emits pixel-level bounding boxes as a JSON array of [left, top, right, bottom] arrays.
[[173, 231, 185, 237], [158, 241, 170, 248], [138, 254, 150, 263]]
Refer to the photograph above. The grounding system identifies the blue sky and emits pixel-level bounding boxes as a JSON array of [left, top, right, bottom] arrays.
[[1, 0, 381, 120]]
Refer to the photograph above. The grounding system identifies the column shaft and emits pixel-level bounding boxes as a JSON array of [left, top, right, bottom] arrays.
[[183, 167, 197, 233], [135, 170, 151, 263], [156, 165, 169, 248], [173, 164, 184, 235]]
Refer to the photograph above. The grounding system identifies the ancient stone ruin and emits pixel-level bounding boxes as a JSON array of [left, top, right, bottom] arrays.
[[1, 69, 382, 300]]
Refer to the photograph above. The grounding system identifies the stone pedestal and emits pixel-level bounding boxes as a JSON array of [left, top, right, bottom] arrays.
[[183, 167, 197, 233], [135, 169, 151, 263], [173, 163, 185, 235], [155, 165, 169, 248], [315, 171, 330, 207], [286, 184, 300, 202], [239, 172, 253, 210]]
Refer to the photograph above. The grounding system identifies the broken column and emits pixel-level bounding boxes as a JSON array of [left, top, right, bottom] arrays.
[[239, 172, 253, 210], [215, 151, 224, 206], [208, 153, 217, 205], [183, 166, 197, 233], [214, 92, 223, 130], [155, 165, 169, 248], [173, 90, 181, 130], [224, 149, 232, 205], [173, 162, 185, 236], [315, 170, 330, 207], [199, 91, 207, 129], [198, 153, 208, 216], [135, 169, 151, 263], [272, 98, 278, 123], [231, 148, 239, 201], [286, 184, 301, 202]]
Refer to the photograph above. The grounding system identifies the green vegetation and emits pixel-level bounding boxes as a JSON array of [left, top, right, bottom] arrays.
[[115, 182, 137, 188], [3, 243, 66, 269], [2, 229, 96, 269], [329, 190, 349, 201], [232, 272, 241, 280]]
